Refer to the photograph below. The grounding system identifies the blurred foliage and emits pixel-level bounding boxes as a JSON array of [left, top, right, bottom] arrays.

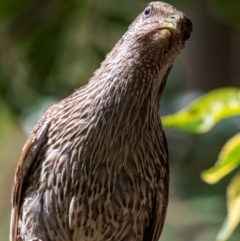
[[162, 88, 240, 133], [162, 88, 240, 240], [217, 173, 240, 241], [0, 0, 240, 241], [202, 133, 240, 185], [209, 0, 240, 32]]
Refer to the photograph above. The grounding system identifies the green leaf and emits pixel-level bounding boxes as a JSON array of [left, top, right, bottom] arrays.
[[216, 173, 240, 241], [201, 133, 240, 184], [162, 88, 240, 133]]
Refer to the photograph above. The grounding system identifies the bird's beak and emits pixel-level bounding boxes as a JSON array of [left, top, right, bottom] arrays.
[[158, 14, 192, 42], [158, 14, 182, 33]]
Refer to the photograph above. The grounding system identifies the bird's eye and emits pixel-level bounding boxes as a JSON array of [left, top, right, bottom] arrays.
[[144, 7, 151, 16]]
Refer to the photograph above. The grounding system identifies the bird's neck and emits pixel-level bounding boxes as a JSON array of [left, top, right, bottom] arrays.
[[70, 54, 170, 177], [86, 52, 171, 128]]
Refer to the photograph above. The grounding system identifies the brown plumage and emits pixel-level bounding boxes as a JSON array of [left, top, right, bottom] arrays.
[[10, 2, 192, 241]]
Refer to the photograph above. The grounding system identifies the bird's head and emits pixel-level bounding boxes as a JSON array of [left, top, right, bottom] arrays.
[[91, 1, 192, 99], [121, 1, 193, 70]]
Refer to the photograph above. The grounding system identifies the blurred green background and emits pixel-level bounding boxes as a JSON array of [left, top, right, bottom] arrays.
[[0, 0, 240, 240]]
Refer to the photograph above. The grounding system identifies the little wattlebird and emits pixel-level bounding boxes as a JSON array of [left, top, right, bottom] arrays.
[[10, 2, 192, 241]]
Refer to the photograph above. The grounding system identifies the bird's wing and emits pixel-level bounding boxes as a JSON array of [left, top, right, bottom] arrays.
[[144, 132, 169, 241], [10, 117, 50, 241], [144, 175, 169, 241]]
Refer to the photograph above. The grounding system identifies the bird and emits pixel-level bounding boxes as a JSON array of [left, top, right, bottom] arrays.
[[10, 2, 192, 241]]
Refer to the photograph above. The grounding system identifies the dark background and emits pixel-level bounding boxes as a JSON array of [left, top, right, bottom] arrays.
[[0, 0, 240, 240]]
